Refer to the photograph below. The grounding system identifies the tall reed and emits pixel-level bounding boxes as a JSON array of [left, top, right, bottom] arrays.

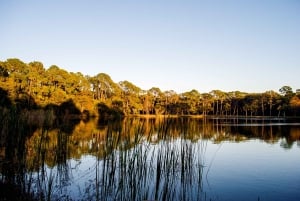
[[84, 117, 208, 201]]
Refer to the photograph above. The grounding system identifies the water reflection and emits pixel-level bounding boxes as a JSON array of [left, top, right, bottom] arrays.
[[1, 117, 300, 200]]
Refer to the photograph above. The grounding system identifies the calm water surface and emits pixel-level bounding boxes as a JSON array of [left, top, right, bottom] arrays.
[[4, 117, 300, 201]]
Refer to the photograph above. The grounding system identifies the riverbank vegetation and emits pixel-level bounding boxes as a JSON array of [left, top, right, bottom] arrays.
[[1, 58, 300, 118], [1, 114, 299, 200], [1, 58, 299, 200]]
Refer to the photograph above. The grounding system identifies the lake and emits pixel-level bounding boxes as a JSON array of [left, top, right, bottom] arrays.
[[2, 117, 300, 201]]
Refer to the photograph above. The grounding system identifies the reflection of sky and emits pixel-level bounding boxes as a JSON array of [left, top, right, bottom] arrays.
[[34, 139, 300, 201], [68, 155, 99, 199], [204, 140, 300, 201]]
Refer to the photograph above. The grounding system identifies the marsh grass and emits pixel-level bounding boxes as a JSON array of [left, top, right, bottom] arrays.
[[80, 118, 208, 201], [1, 111, 211, 201], [0, 106, 75, 201], [0, 107, 37, 200]]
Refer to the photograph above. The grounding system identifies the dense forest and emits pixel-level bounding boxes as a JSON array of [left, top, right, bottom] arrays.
[[0, 58, 300, 200], [1, 58, 300, 118]]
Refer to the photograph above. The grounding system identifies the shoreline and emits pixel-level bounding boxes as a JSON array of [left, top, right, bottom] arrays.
[[126, 114, 204, 118], [124, 114, 300, 119]]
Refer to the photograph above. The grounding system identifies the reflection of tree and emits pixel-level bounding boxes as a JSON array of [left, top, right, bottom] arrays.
[[0, 89, 82, 200], [0, 88, 37, 197], [85, 123, 207, 201], [74, 118, 299, 200], [2, 110, 300, 200], [56, 117, 300, 162], [280, 138, 294, 149]]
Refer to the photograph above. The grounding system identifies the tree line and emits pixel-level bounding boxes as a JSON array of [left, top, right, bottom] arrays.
[[1, 58, 300, 117]]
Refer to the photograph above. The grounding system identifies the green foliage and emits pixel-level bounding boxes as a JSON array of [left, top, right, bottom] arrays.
[[0, 88, 12, 107], [97, 102, 124, 120], [0, 58, 299, 117], [279, 86, 293, 97], [0, 65, 9, 78]]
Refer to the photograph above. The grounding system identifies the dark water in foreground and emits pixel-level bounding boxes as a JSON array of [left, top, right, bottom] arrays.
[[1, 117, 300, 201]]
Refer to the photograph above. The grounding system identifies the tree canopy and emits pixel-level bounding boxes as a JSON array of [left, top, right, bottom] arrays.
[[1, 58, 300, 117]]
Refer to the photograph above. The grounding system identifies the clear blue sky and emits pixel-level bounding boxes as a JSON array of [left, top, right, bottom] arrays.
[[1, 0, 299, 93]]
